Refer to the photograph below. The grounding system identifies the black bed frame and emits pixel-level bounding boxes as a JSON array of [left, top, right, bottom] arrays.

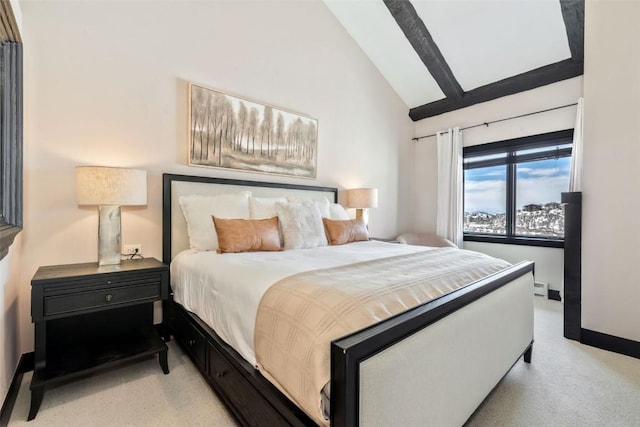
[[162, 173, 535, 427]]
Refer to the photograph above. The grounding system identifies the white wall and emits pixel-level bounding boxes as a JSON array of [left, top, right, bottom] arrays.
[[0, 236, 22, 401], [464, 242, 563, 290], [406, 77, 582, 290], [581, 1, 640, 341], [18, 0, 413, 352]]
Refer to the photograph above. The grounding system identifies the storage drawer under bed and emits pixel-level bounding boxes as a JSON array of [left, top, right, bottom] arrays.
[[172, 305, 207, 370], [208, 344, 289, 427], [170, 303, 294, 427]]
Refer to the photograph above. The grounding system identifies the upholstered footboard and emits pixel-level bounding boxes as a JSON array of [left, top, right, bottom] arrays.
[[331, 262, 534, 427]]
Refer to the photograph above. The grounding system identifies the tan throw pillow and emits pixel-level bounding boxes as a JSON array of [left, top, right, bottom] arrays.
[[323, 218, 370, 245], [212, 216, 281, 253]]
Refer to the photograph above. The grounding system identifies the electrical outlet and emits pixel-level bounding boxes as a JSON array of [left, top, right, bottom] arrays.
[[123, 244, 142, 255]]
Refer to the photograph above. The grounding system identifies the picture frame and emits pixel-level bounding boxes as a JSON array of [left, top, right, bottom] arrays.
[[188, 83, 318, 179]]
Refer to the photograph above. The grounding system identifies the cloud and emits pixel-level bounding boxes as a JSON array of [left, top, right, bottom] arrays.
[[465, 175, 568, 213], [477, 170, 505, 178], [516, 175, 569, 206], [464, 180, 506, 213], [465, 179, 505, 192], [518, 167, 565, 177], [465, 156, 571, 212]]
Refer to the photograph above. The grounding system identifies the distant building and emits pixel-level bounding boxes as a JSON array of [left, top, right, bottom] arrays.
[[523, 204, 543, 212]]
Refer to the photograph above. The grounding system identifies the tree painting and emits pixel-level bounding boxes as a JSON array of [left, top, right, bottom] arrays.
[[189, 84, 318, 178]]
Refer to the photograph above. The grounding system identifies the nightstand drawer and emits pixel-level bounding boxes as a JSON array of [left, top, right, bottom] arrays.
[[44, 283, 161, 317]]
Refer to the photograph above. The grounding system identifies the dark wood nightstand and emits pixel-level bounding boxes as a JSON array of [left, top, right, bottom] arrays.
[[29, 257, 169, 420]]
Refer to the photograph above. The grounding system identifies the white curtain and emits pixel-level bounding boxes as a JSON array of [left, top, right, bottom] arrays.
[[569, 97, 584, 192], [436, 127, 463, 248]]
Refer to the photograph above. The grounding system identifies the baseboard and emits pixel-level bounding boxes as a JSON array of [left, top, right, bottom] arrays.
[[0, 352, 34, 427], [548, 289, 561, 301], [581, 329, 640, 360]]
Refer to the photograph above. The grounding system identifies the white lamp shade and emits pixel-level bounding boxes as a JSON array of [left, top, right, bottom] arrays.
[[76, 166, 147, 206], [346, 188, 378, 209]]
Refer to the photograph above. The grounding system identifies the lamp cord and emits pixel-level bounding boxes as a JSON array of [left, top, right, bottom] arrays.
[[120, 248, 143, 260]]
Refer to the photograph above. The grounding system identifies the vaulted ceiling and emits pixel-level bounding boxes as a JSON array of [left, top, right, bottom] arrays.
[[324, 0, 584, 121]]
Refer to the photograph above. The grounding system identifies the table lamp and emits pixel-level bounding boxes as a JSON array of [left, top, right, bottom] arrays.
[[76, 166, 147, 266], [346, 188, 378, 226]]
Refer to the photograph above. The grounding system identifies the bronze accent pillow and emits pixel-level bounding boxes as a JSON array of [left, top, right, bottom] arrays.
[[322, 218, 370, 246], [212, 216, 282, 253]]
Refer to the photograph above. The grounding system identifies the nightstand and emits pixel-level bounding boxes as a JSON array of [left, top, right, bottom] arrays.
[[29, 258, 169, 420]]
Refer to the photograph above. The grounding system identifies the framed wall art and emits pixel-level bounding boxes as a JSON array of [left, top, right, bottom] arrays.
[[189, 83, 318, 179]]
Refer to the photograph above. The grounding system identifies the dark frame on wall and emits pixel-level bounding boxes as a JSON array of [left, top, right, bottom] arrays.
[[0, 41, 23, 260]]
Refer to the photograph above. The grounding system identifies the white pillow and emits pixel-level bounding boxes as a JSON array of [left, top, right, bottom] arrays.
[[276, 201, 328, 250], [328, 203, 349, 220], [315, 197, 331, 218], [286, 195, 332, 218], [179, 191, 251, 251], [249, 196, 287, 219]]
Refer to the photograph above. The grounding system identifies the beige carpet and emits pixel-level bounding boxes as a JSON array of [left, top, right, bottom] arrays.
[[9, 298, 640, 426]]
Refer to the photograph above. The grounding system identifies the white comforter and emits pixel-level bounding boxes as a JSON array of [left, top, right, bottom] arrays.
[[170, 240, 431, 366]]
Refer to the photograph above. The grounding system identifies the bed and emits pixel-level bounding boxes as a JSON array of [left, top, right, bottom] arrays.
[[162, 173, 535, 427]]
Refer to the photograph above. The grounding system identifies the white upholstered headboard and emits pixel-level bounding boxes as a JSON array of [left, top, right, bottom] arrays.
[[162, 174, 338, 262]]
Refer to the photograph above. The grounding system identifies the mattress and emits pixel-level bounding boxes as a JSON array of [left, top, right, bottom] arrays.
[[170, 240, 431, 366]]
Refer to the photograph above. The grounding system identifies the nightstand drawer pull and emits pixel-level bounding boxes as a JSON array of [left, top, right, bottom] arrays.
[[216, 371, 227, 378], [105, 294, 113, 302], [188, 339, 196, 346]]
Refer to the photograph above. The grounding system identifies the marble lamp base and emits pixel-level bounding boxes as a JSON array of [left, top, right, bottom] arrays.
[[98, 205, 122, 266]]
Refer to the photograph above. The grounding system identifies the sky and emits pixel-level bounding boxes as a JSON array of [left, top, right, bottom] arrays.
[[464, 157, 571, 213]]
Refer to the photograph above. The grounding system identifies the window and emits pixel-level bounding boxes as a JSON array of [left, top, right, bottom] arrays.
[[463, 130, 573, 248]]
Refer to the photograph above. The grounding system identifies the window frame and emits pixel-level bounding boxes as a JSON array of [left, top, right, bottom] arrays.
[[0, 42, 23, 260], [463, 129, 573, 249]]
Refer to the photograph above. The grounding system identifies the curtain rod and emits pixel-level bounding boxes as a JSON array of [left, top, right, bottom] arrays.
[[411, 102, 579, 142]]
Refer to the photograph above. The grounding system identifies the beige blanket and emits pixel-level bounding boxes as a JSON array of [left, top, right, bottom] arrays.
[[254, 248, 511, 425]]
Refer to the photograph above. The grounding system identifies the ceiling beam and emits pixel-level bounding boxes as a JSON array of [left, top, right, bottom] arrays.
[[559, 0, 584, 63], [409, 58, 583, 121], [383, 0, 463, 100]]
